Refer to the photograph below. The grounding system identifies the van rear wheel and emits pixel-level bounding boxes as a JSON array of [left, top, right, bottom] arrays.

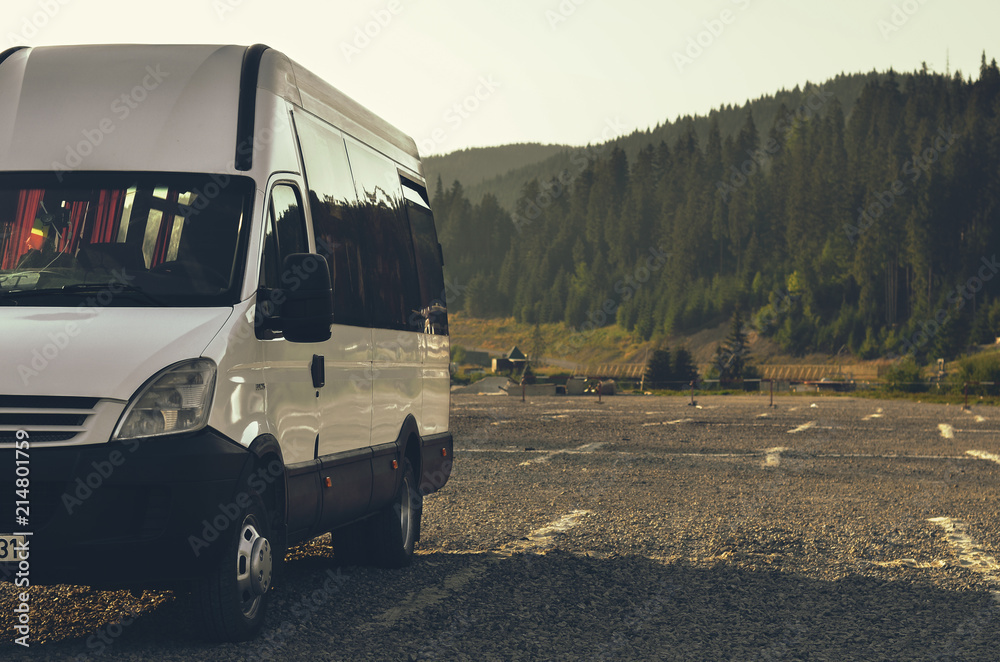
[[370, 457, 421, 568], [331, 457, 421, 568], [192, 492, 274, 641]]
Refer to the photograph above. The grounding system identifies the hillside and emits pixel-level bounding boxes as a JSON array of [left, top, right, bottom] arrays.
[[448, 314, 884, 378], [425, 71, 885, 211], [423, 143, 568, 196], [432, 58, 1000, 367]]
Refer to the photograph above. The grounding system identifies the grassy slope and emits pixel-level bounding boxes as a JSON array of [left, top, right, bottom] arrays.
[[449, 314, 880, 373]]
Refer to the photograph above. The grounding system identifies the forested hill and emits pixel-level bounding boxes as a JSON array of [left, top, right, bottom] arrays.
[[423, 143, 568, 194], [431, 58, 1000, 362], [425, 71, 885, 212]]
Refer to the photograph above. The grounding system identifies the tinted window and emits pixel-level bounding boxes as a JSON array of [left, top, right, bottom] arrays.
[[406, 201, 448, 334], [345, 139, 421, 330], [0, 172, 253, 307], [260, 184, 307, 290], [294, 112, 368, 327]]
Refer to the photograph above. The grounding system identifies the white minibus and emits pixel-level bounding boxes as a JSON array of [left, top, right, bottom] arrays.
[[0, 44, 452, 641]]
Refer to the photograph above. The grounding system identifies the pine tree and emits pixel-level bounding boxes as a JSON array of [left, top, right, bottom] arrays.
[[672, 347, 699, 384], [715, 309, 752, 383], [644, 348, 673, 387]]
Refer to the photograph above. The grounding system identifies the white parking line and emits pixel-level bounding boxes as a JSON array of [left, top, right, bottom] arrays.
[[967, 450, 1000, 464], [462, 448, 974, 462], [938, 423, 955, 439], [518, 442, 607, 466], [373, 510, 593, 627], [502, 510, 592, 555], [763, 447, 790, 467], [787, 421, 816, 434], [928, 517, 1000, 601], [642, 418, 693, 427]]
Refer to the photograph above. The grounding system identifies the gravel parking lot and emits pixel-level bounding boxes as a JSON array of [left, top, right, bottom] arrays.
[[4, 393, 1000, 660]]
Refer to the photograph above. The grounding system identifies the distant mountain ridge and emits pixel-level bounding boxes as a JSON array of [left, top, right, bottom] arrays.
[[424, 71, 886, 210], [423, 143, 569, 190], [427, 57, 1000, 364]]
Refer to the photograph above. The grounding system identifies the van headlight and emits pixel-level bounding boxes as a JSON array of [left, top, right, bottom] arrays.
[[113, 359, 217, 441]]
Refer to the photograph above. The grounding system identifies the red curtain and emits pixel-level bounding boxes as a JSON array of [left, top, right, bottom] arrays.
[[1, 189, 44, 269], [90, 189, 124, 244], [65, 201, 89, 253]]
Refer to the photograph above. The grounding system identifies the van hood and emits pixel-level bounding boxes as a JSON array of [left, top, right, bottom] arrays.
[[0, 307, 234, 400]]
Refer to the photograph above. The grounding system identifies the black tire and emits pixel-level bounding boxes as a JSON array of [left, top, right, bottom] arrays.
[[331, 457, 421, 568], [369, 457, 421, 568], [192, 492, 275, 641]]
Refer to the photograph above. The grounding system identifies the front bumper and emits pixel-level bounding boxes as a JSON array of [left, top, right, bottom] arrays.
[[0, 427, 251, 588]]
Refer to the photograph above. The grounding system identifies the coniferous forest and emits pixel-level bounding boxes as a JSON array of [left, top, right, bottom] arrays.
[[429, 58, 1000, 362]]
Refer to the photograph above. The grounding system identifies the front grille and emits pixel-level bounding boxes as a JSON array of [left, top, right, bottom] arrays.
[[0, 433, 75, 444], [0, 414, 88, 426], [0, 395, 98, 445], [0, 396, 99, 409]]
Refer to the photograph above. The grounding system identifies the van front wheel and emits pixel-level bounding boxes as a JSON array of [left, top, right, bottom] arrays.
[[193, 493, 274, 641]]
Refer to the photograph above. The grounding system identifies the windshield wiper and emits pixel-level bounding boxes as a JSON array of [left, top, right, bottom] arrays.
[[1, 284, 166, 307], [61, 283, 167, 306]]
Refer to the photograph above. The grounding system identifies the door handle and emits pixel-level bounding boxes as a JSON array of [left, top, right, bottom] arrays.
[[311, 354, 325, 389]]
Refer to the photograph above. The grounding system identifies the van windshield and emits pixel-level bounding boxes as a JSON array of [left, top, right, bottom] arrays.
[[0, 172, 253, 307]]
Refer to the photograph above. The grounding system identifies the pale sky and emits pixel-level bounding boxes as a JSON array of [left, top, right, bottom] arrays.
[[5, 0, 997, 155]]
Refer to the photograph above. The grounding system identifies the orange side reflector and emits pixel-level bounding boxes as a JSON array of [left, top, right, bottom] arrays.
[[324, 477, 332, 488], [441, 448, 448, 457], [392, 459, 398, 470]]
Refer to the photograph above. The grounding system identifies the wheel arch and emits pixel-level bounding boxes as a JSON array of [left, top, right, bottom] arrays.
[[240, 434, 288, 550], [394, 414, 423, 481]]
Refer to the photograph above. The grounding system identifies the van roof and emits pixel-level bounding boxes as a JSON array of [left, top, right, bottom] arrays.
[[0, 44, 422, 178]]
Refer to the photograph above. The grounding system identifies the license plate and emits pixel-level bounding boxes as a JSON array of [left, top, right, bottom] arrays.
[[0, 534, 26, 562]]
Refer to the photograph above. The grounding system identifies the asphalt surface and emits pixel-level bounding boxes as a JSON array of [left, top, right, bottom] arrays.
[[5, 393, 1000, 660]]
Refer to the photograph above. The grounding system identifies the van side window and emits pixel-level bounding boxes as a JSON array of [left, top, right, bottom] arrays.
[[294, 112, 368, 327], [345, 138, 421, 330], [259, 184, 308, 332], [405, 200, 448, 334]]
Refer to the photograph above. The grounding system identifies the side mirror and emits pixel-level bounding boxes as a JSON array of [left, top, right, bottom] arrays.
[[280, 253, 333, 343]]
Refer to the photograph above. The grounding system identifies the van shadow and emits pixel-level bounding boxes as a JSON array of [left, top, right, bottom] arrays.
[[4, 543, 1000, 661]]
